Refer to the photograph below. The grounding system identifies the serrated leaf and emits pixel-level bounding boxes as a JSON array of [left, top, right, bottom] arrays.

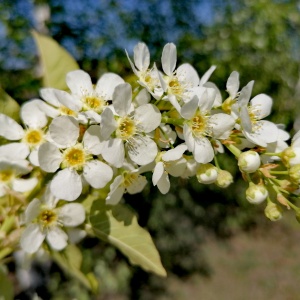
[[0, 88, 20, 122], [32, 30, 79, 90], [90, 200, 167, 277]]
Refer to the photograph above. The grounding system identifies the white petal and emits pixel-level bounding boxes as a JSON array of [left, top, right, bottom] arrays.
[[42, 186, 59, 209], [83, 160, 113, 189], [177, 63, 199, 87], [166, 158, 187, 177], [20, 223, 45, 254], [168, 95, 181, 114], [135, 88, 151, 106], [240, 105, 252, 133], [112, 83, 132, 117], [0, 161, 29, 175], [106, 175, 124, 205], [38, 142, 62, 172], [135, 104, 161, 132], [134, 42, 150, 71], [66, 70, 93, 96], [59, 203, 85, 227], [49, 116, 79, 147], [204, 82, 222, 108], [156, 64, 168, 92], [81, 110, 101, 123], [0, 143, 29, 160], [194, 137, 214, 163], [226, 71, 239, 99], [125, 49, 139, 77], [0, 114, 24, 140], [152, 162, 165, 186], [244, 120, 279, 147], [183, 124, 195, 152], [83, 125, 103, 155], [157, 172, 170, 194], [46, 227, 68, 251], [38, 100, 60, 119], [40, 87, 61, 107], [181, 95, 198, 120], [127, 136, 157, 165], [162, 143, 187, 161], [250, 94, 273, 119], [277, 128, 290, 141], [162, 43, 177, 76], [13, 177, 38, 193], [29, 148, 39, 166], [127, 175, 147, 194], [199, 65, 216, 86], [50, 169, 82, 201], [238, 81, 254, 107], [54, 89, 82, 112], [21, 99, 48, 128], [66, 228, 86, 244], [24, 198, 41, 223], [100, 107, 118, 139], [198, 88, 216, 112], [210, 113, 235, 139], [95, 73, 125, 100], [102, 138, 125, 168]]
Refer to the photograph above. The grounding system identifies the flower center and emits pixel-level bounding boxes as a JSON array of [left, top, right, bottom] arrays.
[[62, 144, 86, 169], [23, 129, 44, 147], [191, 112, 209, 137], [39, 209, 57, 227], [116, 117, 136, 140], [140, 70, 158, 91], [0, 169, 14, 183], [60, 106, 77, 117], [247, 105, 263, 132], [82, 95, 106, 113], [122, 172, 139, 188], [168, 77, 184, 97]]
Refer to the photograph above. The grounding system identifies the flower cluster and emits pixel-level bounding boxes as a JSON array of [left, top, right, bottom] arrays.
[[1, 42, 300, 255]]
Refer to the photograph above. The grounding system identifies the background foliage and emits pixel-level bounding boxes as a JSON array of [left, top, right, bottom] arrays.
[[1, 0, 300, 299]]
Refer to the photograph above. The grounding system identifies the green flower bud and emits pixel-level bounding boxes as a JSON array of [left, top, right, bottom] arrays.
[[282, 147, 300, 167], [238, 151, 261, 173], [264, 202, 283, 221], [246, 183, 268, 204], [216, 170, 233, 188], [289, 164, 300, 184], [196, 163, 218, 184]]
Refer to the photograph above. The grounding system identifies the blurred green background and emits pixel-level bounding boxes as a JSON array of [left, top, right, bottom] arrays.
[[1, 0, 300, 299]]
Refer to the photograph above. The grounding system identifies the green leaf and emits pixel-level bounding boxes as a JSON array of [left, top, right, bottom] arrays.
[[0, 265, 13, 300], [52, 245, 99, 293], [90, 200, 167, 277], [0, 88, 20, 122], [32, 30, 79, 90]]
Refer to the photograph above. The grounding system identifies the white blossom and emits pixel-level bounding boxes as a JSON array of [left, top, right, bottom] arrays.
[[38, 116, 113, 201], [20, 188, 85, 254], [101, 83, 161, 167]]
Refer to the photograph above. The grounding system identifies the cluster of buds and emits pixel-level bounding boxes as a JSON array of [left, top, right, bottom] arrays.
[[0, 42, 299, 255]]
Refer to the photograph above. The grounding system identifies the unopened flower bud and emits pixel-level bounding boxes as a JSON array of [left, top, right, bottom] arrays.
[[246, 183, 268, 204], [282, 146, 300, 167], [264, 202, 283, 221], [289, 164, 300, 184], [238, 150, 261, 173], [216, 170, 233, 188], [196, 163, 218, 184]]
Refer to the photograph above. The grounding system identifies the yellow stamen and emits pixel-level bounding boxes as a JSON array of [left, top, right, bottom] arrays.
[[23, 129, 44, 147]]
